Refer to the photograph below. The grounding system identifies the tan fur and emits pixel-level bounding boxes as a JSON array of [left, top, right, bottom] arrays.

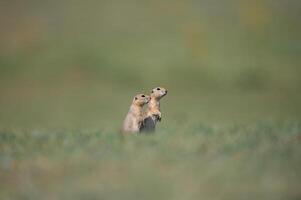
[[141, 87, 167, 132], [121, 94, 151, 134]]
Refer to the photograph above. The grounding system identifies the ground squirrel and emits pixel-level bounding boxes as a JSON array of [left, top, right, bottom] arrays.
[[121, 94, 151, 134], [141, 87, 168, 132]]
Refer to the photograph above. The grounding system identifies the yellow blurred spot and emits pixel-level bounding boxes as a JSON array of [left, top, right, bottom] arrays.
[[181, 22, 209, 63], [236, 0, 270, 33]]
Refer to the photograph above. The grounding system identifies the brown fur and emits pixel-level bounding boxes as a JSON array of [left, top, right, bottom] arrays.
[[141, 87, 167, 132], [121, 94, 151, 134]]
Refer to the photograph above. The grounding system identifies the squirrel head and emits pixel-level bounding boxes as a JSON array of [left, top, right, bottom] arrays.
[[150, 87, 168, 100], [132, 94, 151, 106]]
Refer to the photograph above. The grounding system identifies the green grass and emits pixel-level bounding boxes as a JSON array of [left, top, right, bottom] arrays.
[[1, 121, 300, 200]]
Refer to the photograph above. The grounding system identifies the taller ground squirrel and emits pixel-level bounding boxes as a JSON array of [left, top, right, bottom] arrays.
[[141, 87, 167, 132]]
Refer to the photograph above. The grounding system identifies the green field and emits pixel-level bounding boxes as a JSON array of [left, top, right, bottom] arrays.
[[1, 0, 301, 199], [1, 122, 301, 199]]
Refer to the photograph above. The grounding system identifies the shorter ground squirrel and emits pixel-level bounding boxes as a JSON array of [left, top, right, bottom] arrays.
[[121, 94, 151, 134], [141, 87, 167, 132]]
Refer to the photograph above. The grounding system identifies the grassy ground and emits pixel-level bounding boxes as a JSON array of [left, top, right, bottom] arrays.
[[0, 121, 301, 200]]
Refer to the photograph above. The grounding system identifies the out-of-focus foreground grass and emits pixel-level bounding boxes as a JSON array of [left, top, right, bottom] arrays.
[[0, 122, 301, 200], [0, 0, 301, 199]]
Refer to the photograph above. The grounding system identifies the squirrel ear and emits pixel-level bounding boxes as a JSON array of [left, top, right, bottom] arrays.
[[134, 97, 138, 100], [151, 90, 154, 93]]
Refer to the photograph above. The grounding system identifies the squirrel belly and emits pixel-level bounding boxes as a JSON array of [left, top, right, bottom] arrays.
[[141, 115, 157, 132]]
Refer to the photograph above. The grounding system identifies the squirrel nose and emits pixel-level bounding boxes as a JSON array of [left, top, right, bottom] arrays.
[[165, 90, 168, 94]]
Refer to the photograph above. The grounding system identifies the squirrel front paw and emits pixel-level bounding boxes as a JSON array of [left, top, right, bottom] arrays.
[[153, 112, 162, 122], [138, 121, 144, 129]]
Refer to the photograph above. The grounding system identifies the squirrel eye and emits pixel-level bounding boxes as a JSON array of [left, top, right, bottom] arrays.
[[156, 88, 160, 90], [141, 95, 145, 97]]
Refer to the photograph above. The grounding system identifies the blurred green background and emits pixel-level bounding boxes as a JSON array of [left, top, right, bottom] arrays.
[[0, 0, 301, 129]]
